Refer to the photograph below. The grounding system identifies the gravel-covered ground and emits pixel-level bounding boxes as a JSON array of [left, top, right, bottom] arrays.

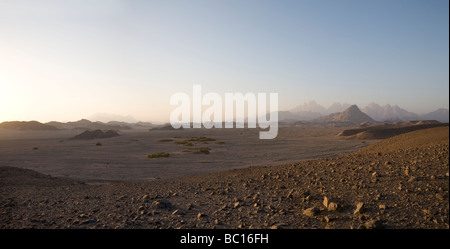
[[1, 127, 448, 229]]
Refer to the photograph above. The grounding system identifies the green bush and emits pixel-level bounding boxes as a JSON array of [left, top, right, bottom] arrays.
[[185, 147, 211, 154], [158, 139, 173, 142], [187, 136, 216, 142], [147, 152, 170, 158]]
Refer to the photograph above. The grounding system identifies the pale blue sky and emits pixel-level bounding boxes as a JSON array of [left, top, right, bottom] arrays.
[[0, 0, 448, 122]]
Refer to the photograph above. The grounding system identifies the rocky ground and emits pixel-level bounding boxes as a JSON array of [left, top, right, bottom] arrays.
[[1, 127, 448, 229]]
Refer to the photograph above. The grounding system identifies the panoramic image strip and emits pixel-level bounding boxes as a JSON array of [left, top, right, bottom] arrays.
[[0, 0, 448, 245]]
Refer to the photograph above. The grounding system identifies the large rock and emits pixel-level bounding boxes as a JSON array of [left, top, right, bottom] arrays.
[[354, 202, 364, 215], [303, 207, 319, 217]]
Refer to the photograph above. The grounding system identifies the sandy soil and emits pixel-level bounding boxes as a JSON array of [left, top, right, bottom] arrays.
[[0, 126, 372, 184], [0, 127, 448, 229]]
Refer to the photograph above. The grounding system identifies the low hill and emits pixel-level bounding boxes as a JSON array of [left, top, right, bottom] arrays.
[[357, 126, 449, 154], [47, 119, 131, 130], [71, 130, 120, 140], [337, 121, 448, 140], [149, 123, 184, 131], [0, 121, 58, 131], [0, 166, 82, 187]]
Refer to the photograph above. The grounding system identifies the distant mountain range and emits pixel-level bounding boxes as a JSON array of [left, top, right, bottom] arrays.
[[421, 108, 449, 122], [291, 101, 352, 116], [287, 101, 449, 123], [0, 121, 58, 131], [0, 119, 155, 131], [1, 102, 448, 131], [47, 119, 132, 130], [87, 113, 138, 123], [362, 103, 419, 122]]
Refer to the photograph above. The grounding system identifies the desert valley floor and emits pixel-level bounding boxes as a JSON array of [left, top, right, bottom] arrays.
[[0, 126, 372, 184], [0, 126, 448, 229]]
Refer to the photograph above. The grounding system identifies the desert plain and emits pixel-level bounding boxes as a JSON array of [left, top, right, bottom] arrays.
[[0, 126, 371, 184], [0, 125, 448, 229]]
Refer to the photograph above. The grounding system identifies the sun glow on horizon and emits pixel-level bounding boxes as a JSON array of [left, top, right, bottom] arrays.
[[0, 0, 448, 123]]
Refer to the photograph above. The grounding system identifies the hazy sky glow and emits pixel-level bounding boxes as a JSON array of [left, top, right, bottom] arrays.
[[1, 0, 448, 122]]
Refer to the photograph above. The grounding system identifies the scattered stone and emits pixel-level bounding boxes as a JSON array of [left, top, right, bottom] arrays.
[[270, 223, 286, 229], [354, 202, 364, 215], [358, 214, 368, 221], [171, 209, 183, 216], [436, 194, 444, 201], [364, 219, 383, 229], [287, 190, 295, 199], [324, 216, 336, 223], [408, 176, 417, 182], [423, 209, 432, 216], [152, 199, 172, 209], [2, 126, 448, 230], [303, 207, 319, 217], [404, 169, 410, 176], [80, 219, 97, 226], [323, 196, 329, 208], [79, 213, 88, 219], [327, 202, 339, 212]]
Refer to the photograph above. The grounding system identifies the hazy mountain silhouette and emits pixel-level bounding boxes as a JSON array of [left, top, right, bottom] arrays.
[[291, 101, 448, 123], [421, 108, 449, 123], [1, 119, 154, 131], [291, 101, 327, 114], [277, 111, 322, 122], [291, 101, 351, 115], [0, 121, 58, 131], [362, 103, 419, 122], [46, 119, 131, 130], [327, 102, 352, 114], [87, 113, 137, 123]]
